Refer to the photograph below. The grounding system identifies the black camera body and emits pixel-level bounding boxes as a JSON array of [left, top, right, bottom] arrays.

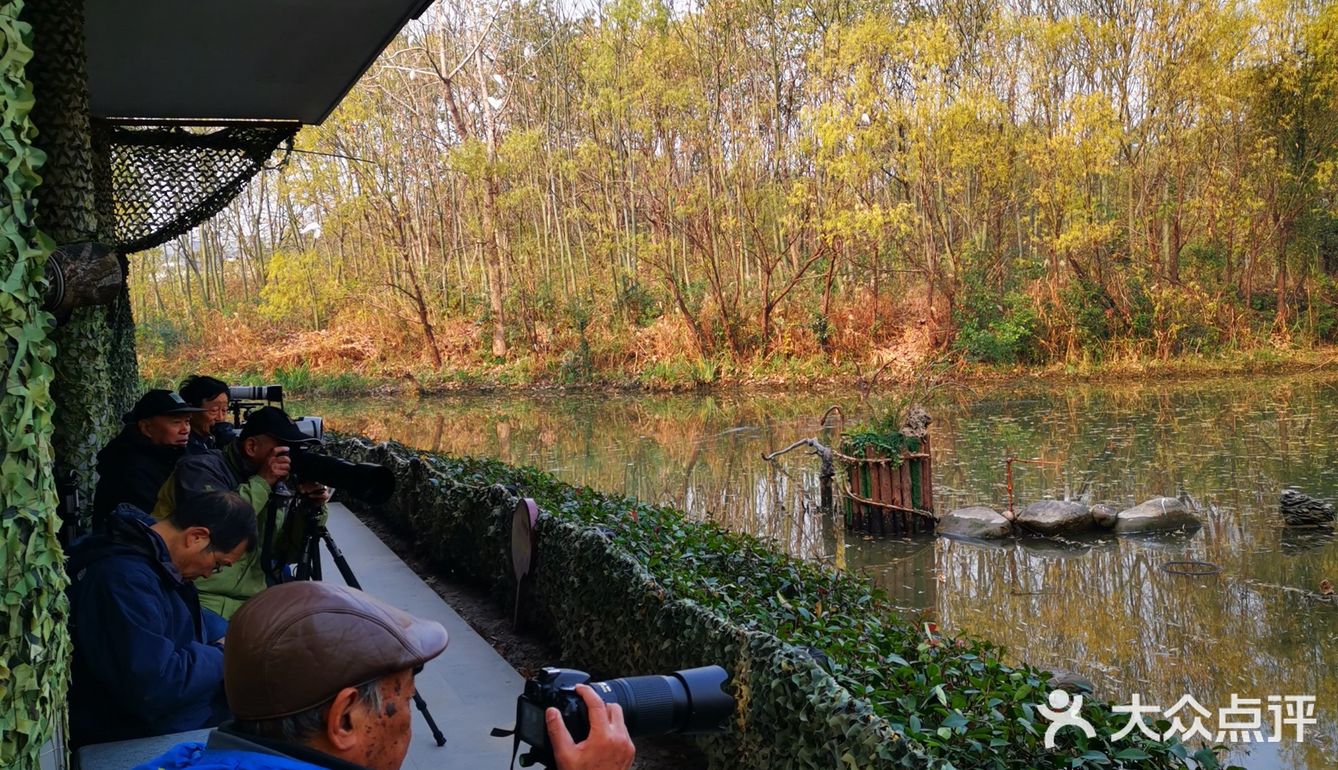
[[513, 665, 733, 767], [212, 420, 240, 448]]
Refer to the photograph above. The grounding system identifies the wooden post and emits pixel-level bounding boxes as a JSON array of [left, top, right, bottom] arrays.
[[846, 464, 860, 532], [867, 444, 877, 535], [877, 455, 892, 534], [889, 456, 903, 534], [922, 435, 934, 514], [904, 457, 915, 519]]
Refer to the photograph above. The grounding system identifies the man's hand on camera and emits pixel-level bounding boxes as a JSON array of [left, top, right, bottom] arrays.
[[546, 684, 635, 770], [296, 481, 331, 505], [259, 445, 291, 486]]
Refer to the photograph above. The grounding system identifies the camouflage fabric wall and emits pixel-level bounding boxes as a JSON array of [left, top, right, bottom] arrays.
[[0, 2, 69, 767], [27, 0, 136, 524]]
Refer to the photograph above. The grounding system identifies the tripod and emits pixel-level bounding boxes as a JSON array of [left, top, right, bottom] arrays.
[[289, 499, 449, 747]]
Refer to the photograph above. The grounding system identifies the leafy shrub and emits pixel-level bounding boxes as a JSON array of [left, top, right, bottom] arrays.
[[1296, 275, 1338, 343], [1061, 280, 1112, 355], [257, 249, 345, 330], [809, 312, 833, 351], [953, 289, 1039, 365], [616, 276, 661, 327]]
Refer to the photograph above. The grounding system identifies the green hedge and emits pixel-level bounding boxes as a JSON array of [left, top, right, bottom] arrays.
[[328, 436, 1222, 770]]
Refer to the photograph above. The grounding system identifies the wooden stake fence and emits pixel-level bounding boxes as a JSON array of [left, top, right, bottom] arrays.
[[842, 435, 935, 536]]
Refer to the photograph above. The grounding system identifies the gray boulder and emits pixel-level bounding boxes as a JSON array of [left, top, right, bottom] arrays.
[[1114, 497, 1200, 534], [1047, 669, 1096, 695], [1016, 500, 1093, 536], [1280, 489, 1335, 527], [1091, 503, 1119, 529], [938, 506, 1012, 539]]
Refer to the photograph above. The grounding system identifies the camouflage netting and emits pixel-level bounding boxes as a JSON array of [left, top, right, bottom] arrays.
[[1, 3, 66, 767], [92, 123, 297, 254]]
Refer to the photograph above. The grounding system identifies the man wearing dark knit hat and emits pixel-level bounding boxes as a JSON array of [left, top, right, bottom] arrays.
[[134, 582, 634, 770], [91, 389, 203, 529]]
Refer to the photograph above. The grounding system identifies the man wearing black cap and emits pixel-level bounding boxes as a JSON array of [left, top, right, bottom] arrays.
[[92, 389, 204, 529], [134, 582, 634, 770], [152, 406, 329, 617]]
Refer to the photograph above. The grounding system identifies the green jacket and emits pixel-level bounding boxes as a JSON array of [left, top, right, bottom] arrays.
[[152, 444, 321, 618]]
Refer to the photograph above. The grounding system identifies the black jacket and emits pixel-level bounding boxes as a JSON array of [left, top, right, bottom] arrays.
[[66, 506, 229, 747], [92, 424, 185, 527], [186, 430, 218, 455]]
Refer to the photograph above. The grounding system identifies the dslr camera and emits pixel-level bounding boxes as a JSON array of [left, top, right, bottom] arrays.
[[225, 384, 394, 505], [510, 665, 733, 767]]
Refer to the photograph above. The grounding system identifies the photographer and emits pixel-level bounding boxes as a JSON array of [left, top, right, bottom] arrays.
[[91, 389, 203, 529], [133, 582, 634, 770], [153, 406, 330, 617], [67, 492, 256, 748], [178, 375, 231, 454]]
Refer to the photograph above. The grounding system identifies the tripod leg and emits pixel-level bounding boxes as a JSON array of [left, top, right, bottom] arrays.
[[308, 531, 322, 581], [315, 525, 446, 746], [320, 529, 361, 590], [294, 532, 322, 581], [414, 692, 448, 747]]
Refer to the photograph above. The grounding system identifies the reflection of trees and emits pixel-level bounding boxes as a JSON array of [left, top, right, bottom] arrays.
[[305, 391, 864, 561], [299, 373, 1338, 768]]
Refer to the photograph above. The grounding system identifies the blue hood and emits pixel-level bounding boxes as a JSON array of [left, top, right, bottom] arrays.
[[135, 742, 323, 770]]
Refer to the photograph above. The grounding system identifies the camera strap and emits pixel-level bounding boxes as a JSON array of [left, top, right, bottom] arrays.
[[488, 726, 521, 768]]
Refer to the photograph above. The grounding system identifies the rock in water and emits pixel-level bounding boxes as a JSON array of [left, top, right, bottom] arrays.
[[1113, 497, 1200, 534], [901, 404, 932, 438], [938, 506, 1012, 539], [1090, 503, 1119, 529], [1016, 500, 1093, 536], [1280, 489, 1336, 527]]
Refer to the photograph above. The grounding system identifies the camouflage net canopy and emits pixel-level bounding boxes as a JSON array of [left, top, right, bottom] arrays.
[[93, 123, 298, 254]]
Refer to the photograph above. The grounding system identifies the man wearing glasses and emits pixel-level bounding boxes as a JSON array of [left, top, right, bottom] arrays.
[[179, 375, 232, 453], [65, 491, 257, 748]]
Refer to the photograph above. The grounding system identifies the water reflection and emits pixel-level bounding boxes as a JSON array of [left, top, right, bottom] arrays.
[[297, 374, 1338, 769]]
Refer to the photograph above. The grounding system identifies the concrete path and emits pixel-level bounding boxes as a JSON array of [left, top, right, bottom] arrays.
[[75, 503, 524, 770], [319, 502, 525, 769]]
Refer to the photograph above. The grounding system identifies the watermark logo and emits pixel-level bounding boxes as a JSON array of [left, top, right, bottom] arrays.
[[1038, 691, 1317, 747], [1038, 690, 1096, 748]]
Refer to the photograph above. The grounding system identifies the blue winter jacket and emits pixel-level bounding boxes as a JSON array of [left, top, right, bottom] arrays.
[[134, 726, 367, 770], [66, 506, 229, 747], [135, 742, 321, 770]]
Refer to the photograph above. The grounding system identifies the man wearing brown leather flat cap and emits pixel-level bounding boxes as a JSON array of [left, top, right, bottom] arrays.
[[133, 581, 634, 770]]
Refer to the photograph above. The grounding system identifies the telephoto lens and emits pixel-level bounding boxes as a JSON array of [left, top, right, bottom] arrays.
[[584, 666, 734, 738], [227, 384, 284, 402], [512, 665, 733, 762], [288, 449, 395, 505]]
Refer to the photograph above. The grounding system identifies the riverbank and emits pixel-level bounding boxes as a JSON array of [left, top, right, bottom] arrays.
[[139, 344, 1338, 399]]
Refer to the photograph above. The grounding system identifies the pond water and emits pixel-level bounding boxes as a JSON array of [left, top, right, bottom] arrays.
[[295, 373, 1338, 769]]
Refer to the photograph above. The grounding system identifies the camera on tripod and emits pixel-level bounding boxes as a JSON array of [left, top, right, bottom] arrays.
[[508, 665, 734, 768], [224, 384, 394, 506]]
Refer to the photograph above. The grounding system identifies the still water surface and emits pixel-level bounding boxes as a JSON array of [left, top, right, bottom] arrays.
[[297, 374, 1338, 769]]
